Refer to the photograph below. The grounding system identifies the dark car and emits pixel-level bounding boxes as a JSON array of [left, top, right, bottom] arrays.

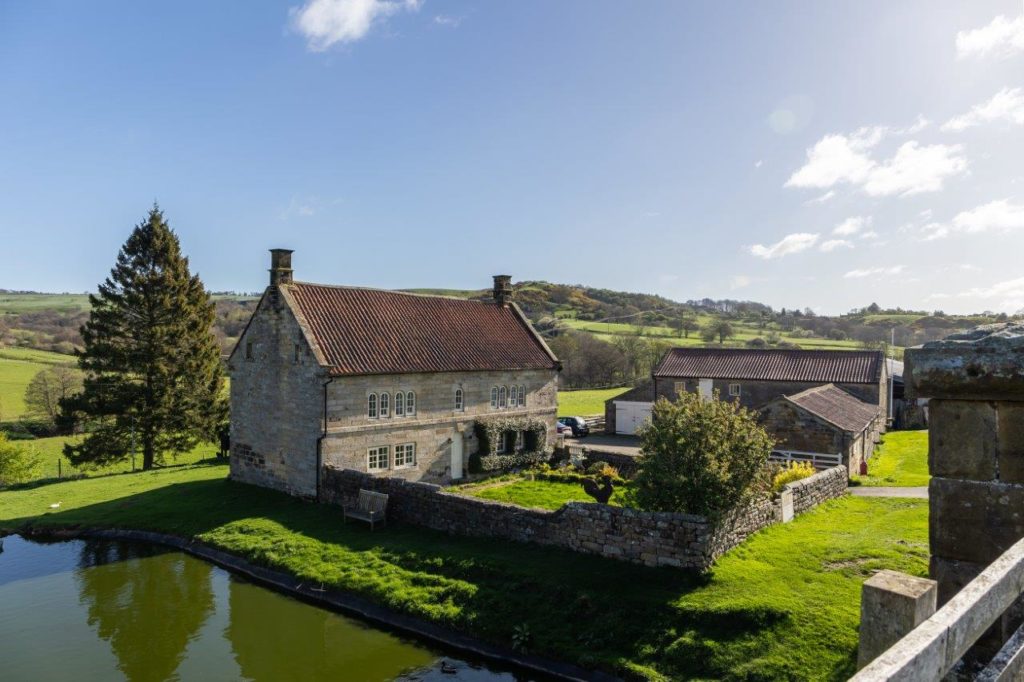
[[558, 416, 590, 438]]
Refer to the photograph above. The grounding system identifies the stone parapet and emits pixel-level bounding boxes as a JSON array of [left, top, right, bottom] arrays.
[[905, 322, 1024, 401]]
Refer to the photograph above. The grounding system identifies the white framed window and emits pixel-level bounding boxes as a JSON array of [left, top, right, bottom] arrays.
[[515, 430, 524, 451], [368, 445, 389, 471], [498, 386, 507, 408], [490, 387, 498, 408], [394, 442, 416, 468], [380, 392, 390, 418], [395, 392, 405, 417], [729, 383, 741, 397], [496, 431, 511, 454], [406, 391, 415, 415], [368, 393, 378, 419], [518, 385, 526, 407], [454, 388, 464, 411]]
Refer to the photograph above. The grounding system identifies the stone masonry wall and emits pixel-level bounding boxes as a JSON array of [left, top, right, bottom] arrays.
[[229, 287, 326, 497], [321, 368, 558, 485], [322, 464, 848, 569], [905, 322, 1024, 662]]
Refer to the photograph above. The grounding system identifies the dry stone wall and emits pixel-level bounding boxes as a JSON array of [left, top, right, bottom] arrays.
[[322, 464, 847, 569]]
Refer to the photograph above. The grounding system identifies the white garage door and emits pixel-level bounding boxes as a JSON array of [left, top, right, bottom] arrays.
[[615, 401, 653, 435]]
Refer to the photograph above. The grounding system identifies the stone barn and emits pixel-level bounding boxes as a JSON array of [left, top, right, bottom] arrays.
[[227, 249, 561, 498], [760, 384, 883, 474]]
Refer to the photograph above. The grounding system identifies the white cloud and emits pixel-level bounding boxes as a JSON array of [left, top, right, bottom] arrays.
[[859, 230, 881, 240], [943, 87, 1024, 131], [291, 0, 421, 50], [820, 239, 854, 252], [933, 277, 1024, 312], [920, 222, 951, 241], [805, 190, 836, 205], [433, 14, 462, 27], [785, 128, 881, 189], [861, 142, 967, 197], [748, 232, 819, 259], [833, 216, 869, 236], [956, 14, 1024, 59], [843, 265, 905, 279], [954, 199, 1024, 234], [787, 125, 966, 197], [730, 275, 752, 290]]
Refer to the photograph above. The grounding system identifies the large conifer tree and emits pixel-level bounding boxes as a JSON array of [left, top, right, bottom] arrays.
[[65, 206, 225, 470]]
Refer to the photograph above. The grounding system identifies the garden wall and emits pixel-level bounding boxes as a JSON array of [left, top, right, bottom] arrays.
[[321, 465, 848, 570]]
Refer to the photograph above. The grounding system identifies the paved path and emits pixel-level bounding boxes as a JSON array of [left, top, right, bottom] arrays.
[[850, 486, 928, 499]]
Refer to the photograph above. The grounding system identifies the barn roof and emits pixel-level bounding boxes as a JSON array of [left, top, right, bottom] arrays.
[[782, 384, 881, 433], [653, 348, 884, 384], [284, 282, 559, 377]]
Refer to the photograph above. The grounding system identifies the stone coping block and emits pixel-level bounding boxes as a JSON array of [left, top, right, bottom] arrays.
[[858, 570, 937, 670], [905, 322, 1024, 401]]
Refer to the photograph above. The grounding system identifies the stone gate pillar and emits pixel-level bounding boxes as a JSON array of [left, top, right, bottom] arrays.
[[905, 322, 1024, 657]]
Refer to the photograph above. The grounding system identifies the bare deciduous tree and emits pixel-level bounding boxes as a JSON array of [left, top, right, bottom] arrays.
[[25, 364, 84, 426]]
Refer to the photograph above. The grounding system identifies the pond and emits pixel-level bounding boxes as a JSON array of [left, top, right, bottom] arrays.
[[0, 535, 533, 682]]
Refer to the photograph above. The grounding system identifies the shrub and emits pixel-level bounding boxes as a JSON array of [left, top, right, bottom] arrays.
[[469, 416, 550, 472], [0, 433, 40, 486], [628, 394, 775, 517], [771, 461, 816, 493], [585, 460, 620, 478]]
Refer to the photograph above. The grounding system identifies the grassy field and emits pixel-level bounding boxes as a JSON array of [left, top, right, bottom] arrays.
[[558, 387, 629, 416], [0, 293, 91, 314], [855, 430, 929, 487], [0, 347, 76, 419], [0, 463, 927, 680], [460, 477, 630, 510], [20, 435, 219, 481], [560, 318, 869, 352]]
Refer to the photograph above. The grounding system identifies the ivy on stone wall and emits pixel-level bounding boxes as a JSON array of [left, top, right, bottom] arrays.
[[470, 416, 551, 472]]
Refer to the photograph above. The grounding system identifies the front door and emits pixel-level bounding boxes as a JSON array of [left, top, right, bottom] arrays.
[[699, 378, 714, 400], [450, 434, 464, 481]]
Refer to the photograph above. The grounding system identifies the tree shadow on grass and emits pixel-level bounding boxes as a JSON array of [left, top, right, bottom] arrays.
[[6, 476, 793, 679]]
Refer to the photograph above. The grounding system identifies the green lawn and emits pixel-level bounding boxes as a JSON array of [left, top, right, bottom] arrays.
[[20, 435, 218, 481], [558, 387, 629, 416], [855, 430, 929, 487], [0, 464, 928, 680], [0, 347, 76, 419], [461, 477, 630, 510]]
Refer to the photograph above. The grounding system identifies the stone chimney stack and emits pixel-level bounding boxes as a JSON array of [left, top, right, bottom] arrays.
[[269, 249, 294, 286], [492, 275, 512, 305]]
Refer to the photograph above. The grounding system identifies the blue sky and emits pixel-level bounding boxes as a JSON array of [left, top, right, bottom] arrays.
[[1, 1, 1023, 314]]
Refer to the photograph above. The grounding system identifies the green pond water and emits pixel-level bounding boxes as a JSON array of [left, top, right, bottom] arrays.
[[0, 535, 532, 682]]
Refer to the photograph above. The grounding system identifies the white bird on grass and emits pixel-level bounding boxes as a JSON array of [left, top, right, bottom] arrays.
[[49, 502, 61, 509]]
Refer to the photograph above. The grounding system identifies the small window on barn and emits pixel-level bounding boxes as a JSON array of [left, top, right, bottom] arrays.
[[245, 342, 254, 361], [406, 391, 416, 416], [454, 388, 464, 411], [367, 446, 389, 471], [395, 392, 405, 417], [380, 392, 390, 418], [368, 393, 378, 419], [293, 344, 301, 363], [490, 387, 498, 408], [729, 383, 741, 397]]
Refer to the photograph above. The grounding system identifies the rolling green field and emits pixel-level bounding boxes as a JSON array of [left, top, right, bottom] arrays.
[[19, 435, 219, 481], [558, 387, 629, 416], [855, 430, 929, 487], [0, 293, 91, 314], [561, 318, 867, 351], [0, 462, 928, 680], [0, 347, 76, 419]]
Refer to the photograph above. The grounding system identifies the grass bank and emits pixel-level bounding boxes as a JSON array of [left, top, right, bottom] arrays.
[[558, 387, 629, 416], [0, 347, 76, 419], [0, 463, 927, 680], [855, 430, 929, 487]]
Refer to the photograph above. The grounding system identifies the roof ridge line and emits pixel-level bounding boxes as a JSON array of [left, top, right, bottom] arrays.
[[290, 280, 488, 304]]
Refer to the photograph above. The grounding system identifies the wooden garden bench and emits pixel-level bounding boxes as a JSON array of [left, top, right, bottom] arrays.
[[343, 489, 389, 530]]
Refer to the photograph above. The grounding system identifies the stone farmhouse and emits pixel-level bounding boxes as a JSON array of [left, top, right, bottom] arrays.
[[606, 347, 888, 473], [228, 250, 561, 498]]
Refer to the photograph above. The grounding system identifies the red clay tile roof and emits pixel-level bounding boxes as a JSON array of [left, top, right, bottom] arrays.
[[286, 282, 559, 376], [653, 348, 883, 384], [783, 384, 881, 432]]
